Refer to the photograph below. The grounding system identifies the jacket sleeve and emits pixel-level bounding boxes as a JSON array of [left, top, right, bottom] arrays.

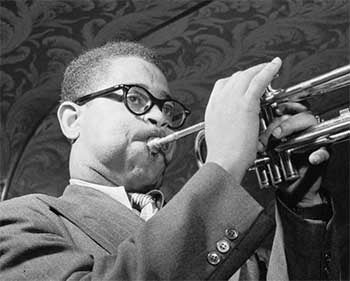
[[0, 162, 274, 280]]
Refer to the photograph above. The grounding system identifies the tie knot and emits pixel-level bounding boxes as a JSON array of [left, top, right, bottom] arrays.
[[130, 193, 154, 211], [130, 190, 164, 221], [129, 190, 165, 212]]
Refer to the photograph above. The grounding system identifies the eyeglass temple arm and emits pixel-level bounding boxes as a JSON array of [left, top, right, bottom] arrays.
[[75, 85, 124, 104]]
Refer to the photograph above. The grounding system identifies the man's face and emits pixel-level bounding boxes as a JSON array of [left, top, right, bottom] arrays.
[[74, 57, 175, 193]]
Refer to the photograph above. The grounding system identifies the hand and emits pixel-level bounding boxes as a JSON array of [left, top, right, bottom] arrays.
[[259, 102, 330, 207], [205, 57, 282, 183]]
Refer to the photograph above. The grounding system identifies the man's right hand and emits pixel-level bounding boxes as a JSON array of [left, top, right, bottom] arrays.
[[205, 58, 282, 183]]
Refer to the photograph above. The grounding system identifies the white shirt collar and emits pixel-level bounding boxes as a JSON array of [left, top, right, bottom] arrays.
[[69, 179, 132, 210]]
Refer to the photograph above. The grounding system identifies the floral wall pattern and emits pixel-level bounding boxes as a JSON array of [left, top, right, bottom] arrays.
[[1, 0, 349, 272]]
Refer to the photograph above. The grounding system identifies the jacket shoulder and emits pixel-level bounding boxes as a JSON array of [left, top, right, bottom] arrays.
[[0, 194, 63, 233]]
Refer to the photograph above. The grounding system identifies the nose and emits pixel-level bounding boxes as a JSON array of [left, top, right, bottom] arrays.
[[145, 105, 169, 128]]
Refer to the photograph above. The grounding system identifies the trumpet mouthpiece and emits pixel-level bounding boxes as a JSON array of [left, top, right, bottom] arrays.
[[147, 138, 162, 154]]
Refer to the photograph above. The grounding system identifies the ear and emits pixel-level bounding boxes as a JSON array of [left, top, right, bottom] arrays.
[[57, 101, 82, 141]]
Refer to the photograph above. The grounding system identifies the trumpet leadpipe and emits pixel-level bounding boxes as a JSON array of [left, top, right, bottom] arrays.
[[147, 122, 205, 152]]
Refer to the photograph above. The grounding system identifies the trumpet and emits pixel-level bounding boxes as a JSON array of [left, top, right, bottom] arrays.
[[147, 64, 350, 188]]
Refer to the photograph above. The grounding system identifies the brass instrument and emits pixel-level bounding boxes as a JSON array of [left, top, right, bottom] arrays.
[[252, 107, 349, 188], [147, 64, 350, 188]]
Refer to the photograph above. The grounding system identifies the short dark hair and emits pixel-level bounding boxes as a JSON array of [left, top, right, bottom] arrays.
[[60, 41, 162, 102]]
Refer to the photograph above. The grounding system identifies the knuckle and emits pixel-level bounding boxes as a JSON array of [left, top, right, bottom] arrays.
[[278, 121, 289, 133], [231, 70, 242, 77], [259, 135, 268, 146], [299, 111, 316, 122], [268, 116, 286, 130], [280, 115, 291, 122], [309, 115, 318, 125], [250, 75, 264, 87], [214, 78, 225, 88]]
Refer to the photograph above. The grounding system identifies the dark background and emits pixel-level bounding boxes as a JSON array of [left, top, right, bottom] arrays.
[[0, 0, 349, 271]]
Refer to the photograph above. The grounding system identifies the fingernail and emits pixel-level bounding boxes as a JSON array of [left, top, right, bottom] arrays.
[[271, 57, 281, 64], [310, 155, 321, 165], [272, 127, 282, 138], [275, 108, 282, 116]]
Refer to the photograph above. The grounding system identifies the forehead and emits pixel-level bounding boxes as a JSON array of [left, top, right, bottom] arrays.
[[99, 56, 171, 99]]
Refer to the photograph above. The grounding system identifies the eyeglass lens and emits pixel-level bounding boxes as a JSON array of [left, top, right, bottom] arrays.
[[125, 86, 185, 128]]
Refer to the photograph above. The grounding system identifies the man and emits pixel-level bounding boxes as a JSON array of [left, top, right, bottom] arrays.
[[0, 41, 332, 280]]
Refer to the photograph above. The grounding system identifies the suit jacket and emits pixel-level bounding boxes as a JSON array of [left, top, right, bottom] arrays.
[[0, 163, 330, 280]]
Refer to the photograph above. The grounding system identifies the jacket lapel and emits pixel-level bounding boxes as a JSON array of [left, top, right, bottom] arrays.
[[37, 185, 144, 254]]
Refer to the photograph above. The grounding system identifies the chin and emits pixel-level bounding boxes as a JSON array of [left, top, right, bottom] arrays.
[[124, 169, 164, 193]]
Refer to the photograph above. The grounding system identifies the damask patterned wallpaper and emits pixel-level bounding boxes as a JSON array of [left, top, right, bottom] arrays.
[[1, 0, 349, 207], [0, 0, 206, 198]]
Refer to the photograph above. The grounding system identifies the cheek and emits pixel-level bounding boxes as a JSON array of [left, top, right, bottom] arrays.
[[124, 142, 162, 174], [81, 114, 130, 161], [124, 142, 149, 168]]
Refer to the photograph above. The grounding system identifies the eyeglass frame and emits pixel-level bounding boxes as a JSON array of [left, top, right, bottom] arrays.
[[73, 83, 191, 129]]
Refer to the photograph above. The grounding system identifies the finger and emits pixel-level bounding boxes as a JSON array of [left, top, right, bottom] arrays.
[[308, 147, 330, 165], [218, 63, 268, 90], [257, 141, 265, 152], [275, 102, 309, 115], [241, 62, 269, 77], [259, 115, 291, 148], [245, 57, 282, 99], [207, 76, 234, 106], [271, 111, 317, 139], [224, 63, 269, 97]]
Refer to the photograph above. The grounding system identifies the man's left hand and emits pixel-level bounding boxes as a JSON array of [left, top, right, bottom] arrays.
[[258, 102, 330, 207]]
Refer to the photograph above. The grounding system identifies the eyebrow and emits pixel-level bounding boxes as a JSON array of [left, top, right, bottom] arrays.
[[136, 83, 172, 99]]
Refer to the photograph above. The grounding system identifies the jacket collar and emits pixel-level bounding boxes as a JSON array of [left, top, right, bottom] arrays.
[[37, 184, 144, 254]]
